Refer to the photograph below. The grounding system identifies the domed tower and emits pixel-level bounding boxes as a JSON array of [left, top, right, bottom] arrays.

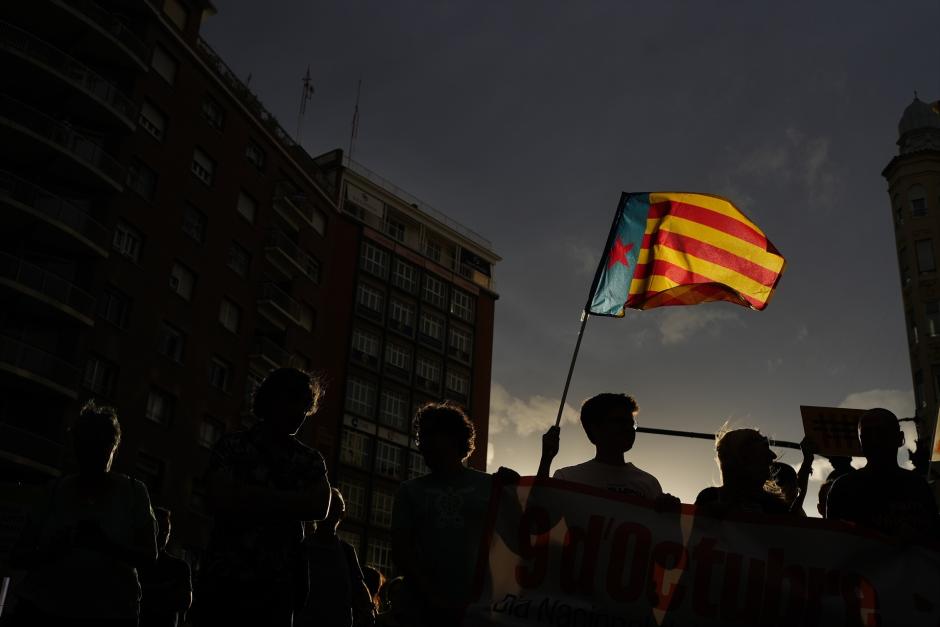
[[882, 95, 940, 473]]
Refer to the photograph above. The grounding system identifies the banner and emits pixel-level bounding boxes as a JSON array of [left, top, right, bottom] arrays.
[[465, 478, 940, 627]]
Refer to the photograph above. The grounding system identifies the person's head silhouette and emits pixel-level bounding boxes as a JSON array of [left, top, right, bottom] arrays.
[[71, 400, 121, 475], [252, 367, 322, 436]]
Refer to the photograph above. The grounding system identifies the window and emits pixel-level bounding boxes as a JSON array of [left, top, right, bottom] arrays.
[[416, 356, 441, 390], [388, 299, 415, 336], [83, 356, 116, 396], [340, 429, 372, 468], [345, 378, 376, 417], [202, 96, 224, 130], [227, 242, 251, 277], [408, 451, 429, 479], [338, 530, 361, 553], [361, 242, 389, 278], [367, 538, 394, 573], [338, 479, 366, 520], [419, 312, 443, 345], [181, 205, 206, 243], [218, 298, 241, 333], [199, 416, 224, 448], [135, 453, 164, 500], [423, 274, 446, 309], [357, 284, 384, 317], [446, 370, 470, 397], [157, 322, 185, 362], [910, 185, 928, 217], [451, 288, 475, 322], [145, 388, 175, 425], [245, 139, 266, 170], [236, 191, 257, 224], [127, 158, 158, 201], [900, 247, 911, 286], [371, 488, 395, 527], [391, 259, 417, 292], [151, 45, 178, 84], [191, 148, 215, 185], [139, 101, 166, 141], [298, 302, 315, 331], [380, 389, 409, 431], [385, 218, 405, 242], [208, 357, 231, 392], [311, 208, 326, 236], [909, 311, 919, 345], [927, 303, 940, 337], [351, 328, 380, 367], [385, 342, 411, 373], [169, 262, 195, 300], [98, 286, 131, 329], [304, 256, 321, 284], [449, 327, 472, 362], [190, 476, 207, 514], [375, 441, 403, 479], [113, 221, 142, 262], [245, 369, 263, 406], [916, 239, 936, 273], [426, 239, 442, 263], [162, 0, 189, 30]]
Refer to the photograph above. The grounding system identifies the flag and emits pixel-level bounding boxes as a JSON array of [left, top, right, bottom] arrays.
[[588, 192, 785, 315]]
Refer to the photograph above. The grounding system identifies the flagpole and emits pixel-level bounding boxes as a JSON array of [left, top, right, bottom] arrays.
[[553, 193, 629, 428], [636, 426, 800, 450]]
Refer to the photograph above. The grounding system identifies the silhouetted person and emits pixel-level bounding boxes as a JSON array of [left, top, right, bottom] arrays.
[[826, 408, 939, 541], [295, 488, 374, 627], [825, 455, 855, 482], [139, 508, 192, 627], [362, 565, 385, 615], [376, 577, 407, 627], [817, 479, 835, 518], [10, 400, 157, 627], [392, 401, 515, 626], [197, 368, 331, 627], [695, 427, 790, 516], [539, 393, 680, 506], [769, 437, 815, 516]]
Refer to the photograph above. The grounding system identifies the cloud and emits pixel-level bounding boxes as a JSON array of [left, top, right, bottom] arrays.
[[486, 442, 495, 468], [564, 241, 600, 277], [657, 308, 739, 345], [489, 382, 579, 436], [796, 324, 809, 342], [837, 388, 916, 469]]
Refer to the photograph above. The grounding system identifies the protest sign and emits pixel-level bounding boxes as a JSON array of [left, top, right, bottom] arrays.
[[799, 406, 865, 457], [465, 478, 940, 627]]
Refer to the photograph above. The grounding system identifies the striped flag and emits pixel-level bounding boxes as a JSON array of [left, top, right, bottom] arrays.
[[588, 192, 785, 315]]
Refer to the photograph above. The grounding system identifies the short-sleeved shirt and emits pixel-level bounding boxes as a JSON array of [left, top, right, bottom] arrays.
[[694, 486, 791, 516], [392, 467, 494, 608], [203, 424, 327, 584], [15, 473, 157, 620], [826, 466, 940, 540], [553, 460, 664, 499], [139, 550, 192, 627]]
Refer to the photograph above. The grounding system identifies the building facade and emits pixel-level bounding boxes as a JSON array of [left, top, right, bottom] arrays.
[[0, 0, 499, 578], [882, 95, 940, 473]]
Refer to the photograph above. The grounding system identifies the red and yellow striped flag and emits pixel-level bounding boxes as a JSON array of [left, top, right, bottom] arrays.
[[588, 192, 786, 315]]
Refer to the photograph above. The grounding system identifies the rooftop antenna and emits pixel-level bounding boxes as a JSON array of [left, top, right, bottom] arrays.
[[348, 79, 361, 163], [296, 66, 315, 146]]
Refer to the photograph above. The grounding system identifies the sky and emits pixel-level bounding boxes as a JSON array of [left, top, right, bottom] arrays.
[[203, 1, 939, 511]]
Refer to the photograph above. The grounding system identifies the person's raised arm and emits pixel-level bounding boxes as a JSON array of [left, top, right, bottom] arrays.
[[536, 426, 560, 479], [791, 436, 816, 515]]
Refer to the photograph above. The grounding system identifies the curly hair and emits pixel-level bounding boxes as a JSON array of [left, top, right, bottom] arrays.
[[413, 401, 476, 461], [252, 367, 323, 420], [71, 399, 121, 452], [579, 393, 639, 444]]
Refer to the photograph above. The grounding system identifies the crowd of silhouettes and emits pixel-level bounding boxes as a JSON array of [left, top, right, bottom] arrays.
[[5, 372, 939, 626]]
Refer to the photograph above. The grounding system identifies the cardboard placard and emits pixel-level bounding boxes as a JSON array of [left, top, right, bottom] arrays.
[[800, 405, 865, 457]]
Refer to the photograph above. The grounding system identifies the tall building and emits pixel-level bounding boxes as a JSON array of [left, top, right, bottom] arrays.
[[882, 95, 940, 474], [0, 0, 499, 579], [315, 157, 500, 573]]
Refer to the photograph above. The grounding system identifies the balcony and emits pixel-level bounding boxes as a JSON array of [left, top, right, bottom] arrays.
[[0, 169, 109, 257], [0, 21, 138, 129], [257, 282, 301, 328], [0, 94, 125, 190], [0, 422, 64, 478], [0, 253, 96, 325], [274, 182, 324, 233], [264, 228, 320, 283], [48, 0, 150, 69], [249, 336, 290, 372], [0, 336, 79, 398]]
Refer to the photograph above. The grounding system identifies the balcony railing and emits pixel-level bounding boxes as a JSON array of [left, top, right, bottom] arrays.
[[0, 94, 125, 188], [274, 181, 322, 230], [249, 336, 290, 370], [265, 228, 319, 282], [0, 169, 109, 253], [257, 282, 301, 324], [0, 252, 96, 322], [0, 21, 138, 124], [53, 0, 150, 64], [0, 335, 79, 396]]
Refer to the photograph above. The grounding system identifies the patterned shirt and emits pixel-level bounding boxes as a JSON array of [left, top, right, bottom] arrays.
[[203, 424, 327, 583]]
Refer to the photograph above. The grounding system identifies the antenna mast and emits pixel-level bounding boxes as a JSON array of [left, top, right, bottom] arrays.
[[296, 67, 315, 146], [348, 79, 362, 162]]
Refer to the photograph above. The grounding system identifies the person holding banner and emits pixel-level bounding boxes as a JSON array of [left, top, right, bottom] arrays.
[[826, 408, 939, 542]]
